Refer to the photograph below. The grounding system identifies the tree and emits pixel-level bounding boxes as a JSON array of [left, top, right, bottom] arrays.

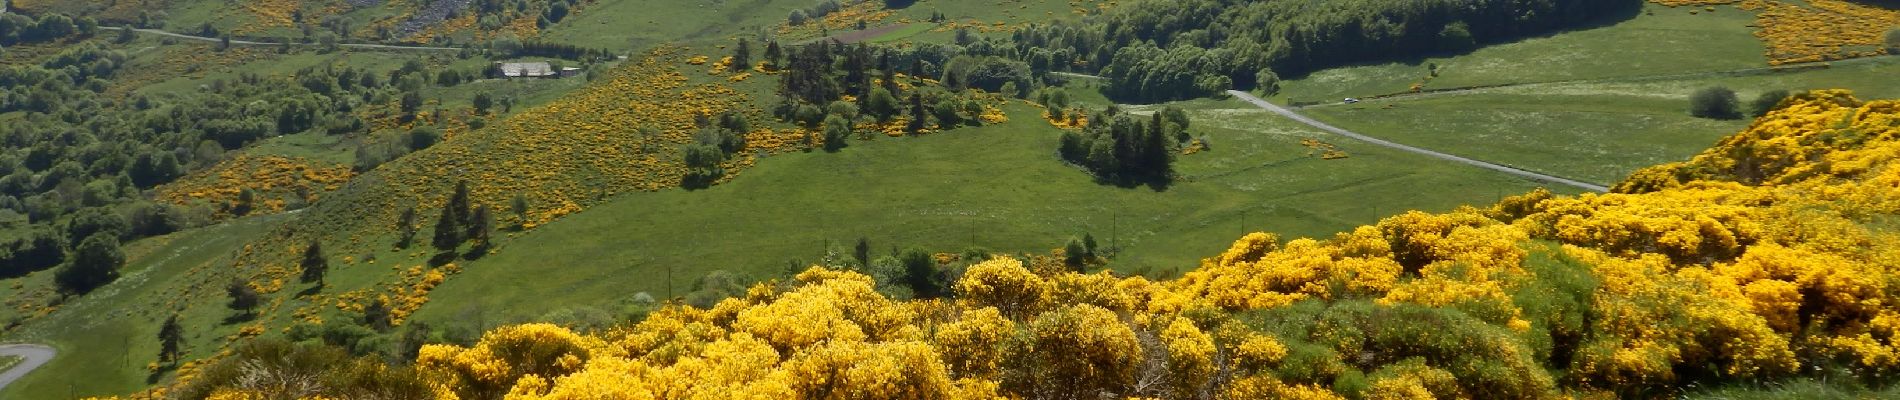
[[732, 38, 752, 72], [1750, 89, 1790, 117], [400, 91, 424, 119], [227, 279, 259, 315], [300, 240, 328, 286], [1690, 86, 1741, 119], [866, 87, 900, 122], [158, 314, 183, 366], [466, 205, 493, 256], [474, 92, 495, 115], [905, 92, 928, 135], [448, 181, 473, 228], [396, 206, 418, 248], [932, 99, 963, 127], [1888, 28, 1900, 53], [408, 126, 441, 151], [363, 298, 391, 331], [1255, 69, 1281, 96], [55, 234, 124, 294], [900, 248, 942, 299], [764, 40, 783, 70], [854, 237, 871, 269], [433, 202, 463, 254], [822, 115, 852, 152], [232, 188, 257, 216], [1064, 237, 1088, 271], [511, 194, 529, 227]]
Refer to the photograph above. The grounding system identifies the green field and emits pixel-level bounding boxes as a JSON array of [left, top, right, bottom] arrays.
[[407, 101, 1560, 325]]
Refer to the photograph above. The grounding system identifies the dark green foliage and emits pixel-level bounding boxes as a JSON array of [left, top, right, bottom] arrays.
[[65, 206, 128, 244], [822, 115, 852, 152], [1006, 0, 1628, 101], [900, 247, 943, 299], [1887, 28, 1900, 52], [300, 240, 328, 286], [1751, 89, 1791, 117], [0, 229, 65, 279], [465, 205, 493, 257], [866, 87, 901, 122], [854, 237, 871, 269], [54, 233, 122, 294], [474, 92, 495, 114], [408, 126, 442, 151], [685, 270, 748, 308], [681, 144, 726, 188], [233, 188, 257, 216], [1063, 237, 1088, 271], [1691, 86, 1742, 119], [511, 194, 529, 227], [363, 298, 392, 331], [226, 279, 260, 315], [1057, 107, 1178, 186], [906, 92, 928, 135], [942, 56, 1032, 94], [732, 38, 752, 72], [396, 206, 419, 249], [158, 314, 183, 365]]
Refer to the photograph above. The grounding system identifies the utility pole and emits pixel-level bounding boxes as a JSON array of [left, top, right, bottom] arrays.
[[1239, 210, 1248, 236]]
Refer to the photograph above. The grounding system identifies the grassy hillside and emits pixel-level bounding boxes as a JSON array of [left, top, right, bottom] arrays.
[[410, 100, 1556, 326], [1, 214, 288, 399], [150, 89, 1900, 400]]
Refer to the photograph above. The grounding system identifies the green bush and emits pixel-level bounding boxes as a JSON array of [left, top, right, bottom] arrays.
[[1690, 86, 1741, 119]]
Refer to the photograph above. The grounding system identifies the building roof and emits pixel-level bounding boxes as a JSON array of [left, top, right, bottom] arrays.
[[498, 62, 554, 77]]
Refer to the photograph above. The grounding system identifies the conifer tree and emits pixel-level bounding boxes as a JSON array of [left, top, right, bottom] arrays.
[[300, 240, 328, 286]]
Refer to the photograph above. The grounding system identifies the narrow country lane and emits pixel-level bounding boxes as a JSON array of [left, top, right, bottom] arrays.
[[1225, 90, 1611, 192], [0, 344, 56, 391]]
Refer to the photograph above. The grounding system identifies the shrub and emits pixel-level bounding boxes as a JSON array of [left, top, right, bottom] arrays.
[[1750, 89, 1790, 117], [1689, 86, 1740, 119]]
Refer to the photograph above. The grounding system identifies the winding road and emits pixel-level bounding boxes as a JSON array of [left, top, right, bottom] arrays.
[[102, 27, 461, 51], [0, 344, 55, 391], [1226, 90, 1611, 192]]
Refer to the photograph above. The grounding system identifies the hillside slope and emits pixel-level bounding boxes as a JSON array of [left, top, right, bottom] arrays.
[[145, 89, 1900, 398]]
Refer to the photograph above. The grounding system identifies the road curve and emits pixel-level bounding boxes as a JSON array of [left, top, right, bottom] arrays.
[[1226, 90, 1610, 192], [0, 344, 55, 391], [102, 27, 461, 51]]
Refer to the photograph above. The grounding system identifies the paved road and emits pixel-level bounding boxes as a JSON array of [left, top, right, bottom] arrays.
[[0, 344, 55, 391], [1226, 90, 1610, 192], [103, 26, 461, 51]]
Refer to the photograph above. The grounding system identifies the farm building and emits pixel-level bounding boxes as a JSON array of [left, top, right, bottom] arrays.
[[496, 62, 556, 78]]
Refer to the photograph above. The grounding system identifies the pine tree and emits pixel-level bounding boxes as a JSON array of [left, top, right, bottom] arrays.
[[764, 40, 783, 70], [449, 181, 472, 228], [363, 298, 391, 331], [158, 314, 183, 365], [396, 206, 418, 248], [300, 240, 328, 286], [906, 92, 928, 135], [466, 205, 494, 256], [732, 38, 752, 72], [433, 202, 462, 253], [855, 237, 871, 269]]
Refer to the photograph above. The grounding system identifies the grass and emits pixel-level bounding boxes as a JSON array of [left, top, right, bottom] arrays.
[[867, 23, 938, 43], [0, 354, 19, 373], [538, 0, 808, 52], [408, 100, 1562, 325], [1298, 57, 1900, 184], [0, 214, 290, 399]]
